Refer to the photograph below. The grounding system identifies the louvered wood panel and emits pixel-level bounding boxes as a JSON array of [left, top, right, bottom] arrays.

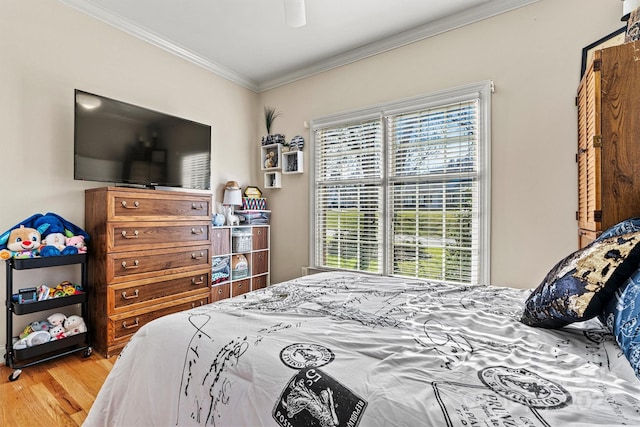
[[577, 60, 602, 234]]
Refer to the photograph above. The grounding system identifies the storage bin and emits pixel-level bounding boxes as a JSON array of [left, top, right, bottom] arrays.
[[232, 231, 252, 253], [242, 197, 267, 210]]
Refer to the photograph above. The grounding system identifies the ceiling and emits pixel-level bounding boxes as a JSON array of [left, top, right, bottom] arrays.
[[59, 0, 538, 92]]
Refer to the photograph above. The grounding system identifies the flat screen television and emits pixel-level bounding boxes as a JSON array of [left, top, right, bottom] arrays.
[[74, 89, 212, 190]]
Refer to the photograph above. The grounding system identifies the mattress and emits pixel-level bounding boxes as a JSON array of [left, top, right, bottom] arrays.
[[84, 272, 640, 426]]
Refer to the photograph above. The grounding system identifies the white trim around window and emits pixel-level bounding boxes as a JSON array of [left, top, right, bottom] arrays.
[[309, 80, 491, 285]]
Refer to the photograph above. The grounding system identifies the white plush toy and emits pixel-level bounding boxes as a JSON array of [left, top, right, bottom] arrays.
[[49, 325, 67, 340], [63, 315, 87, 336], [26, 330, 50, 347], [47, 312, 67, 327]]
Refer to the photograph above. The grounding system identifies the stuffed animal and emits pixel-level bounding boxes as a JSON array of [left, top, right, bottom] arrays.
[[264, 151, 277, 168], [19, 320, 51, 339], [63, 315, 87, 336], [26, 330, 51, 347], [40, 233, 80, 257], [65, 235, 87, 253], [0, 226, 42, 259], [47, 312, 67, 327], [49, 325, 67, 340], [42, 232, 67, 251], [14, 333, 48, 349]]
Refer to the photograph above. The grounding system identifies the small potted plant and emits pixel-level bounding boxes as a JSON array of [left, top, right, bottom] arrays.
[[261, 106, 285, 146]]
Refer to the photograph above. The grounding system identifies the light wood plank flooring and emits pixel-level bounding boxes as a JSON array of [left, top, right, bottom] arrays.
[[0, 352, 116, 426]]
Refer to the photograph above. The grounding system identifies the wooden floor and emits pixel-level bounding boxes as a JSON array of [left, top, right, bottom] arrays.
[[0, 352, 116, 426]]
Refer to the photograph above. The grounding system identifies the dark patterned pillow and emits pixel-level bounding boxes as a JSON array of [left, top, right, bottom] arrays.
[[597, 217, 640, 241], [521, 231, 640, 328]]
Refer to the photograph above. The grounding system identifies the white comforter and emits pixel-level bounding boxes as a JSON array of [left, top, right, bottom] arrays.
[[84, 272, 640, 426]]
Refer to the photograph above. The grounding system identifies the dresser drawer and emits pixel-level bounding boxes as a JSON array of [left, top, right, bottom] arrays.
[[109, 293, 210, 342], [108, 221, 210, 251], [107, 246, 211, 283], [108, 190, 211, 221], [109, 271, 210, 313]]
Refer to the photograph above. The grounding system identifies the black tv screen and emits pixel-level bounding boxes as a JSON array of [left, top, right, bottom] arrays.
[[74, 89, 211, 190]]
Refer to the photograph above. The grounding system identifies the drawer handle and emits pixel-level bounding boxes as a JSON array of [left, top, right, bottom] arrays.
[[191, 276, 205, 285], [191, 300, 205, 308], [217, 288, 223, 294], [122, 318, 139, 329], [191, 252, 205, 260], [121, 200, 140, 209], [121, 230, 139, 239], [121, 289, 139, 300], [121, 260, 139, 270], [191, 227, 205, 235], [191, 203, 205, 210]]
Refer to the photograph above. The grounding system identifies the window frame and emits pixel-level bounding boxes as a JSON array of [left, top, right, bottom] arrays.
[[309, 80, 492, 285]]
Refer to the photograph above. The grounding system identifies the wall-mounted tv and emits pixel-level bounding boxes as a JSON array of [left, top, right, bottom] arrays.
[[74, 89, 212, 191]]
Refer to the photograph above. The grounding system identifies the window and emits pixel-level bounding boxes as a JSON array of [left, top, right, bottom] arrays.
[[181, 152, 210, 190], [311, 81, 491, 285]]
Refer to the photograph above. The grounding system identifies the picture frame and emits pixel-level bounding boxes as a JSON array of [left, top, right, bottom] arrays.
[[581, 27, 626, 78]]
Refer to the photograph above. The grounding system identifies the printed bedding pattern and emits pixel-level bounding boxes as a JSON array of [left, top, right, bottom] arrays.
[[83, 272, 640, 427]]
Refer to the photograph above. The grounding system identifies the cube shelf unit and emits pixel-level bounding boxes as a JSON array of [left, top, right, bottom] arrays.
[[210, 225, 270, 301], [261, 143, 304, 187], [282, 151, 303, 174], [264, 171, 282, 189], [261, 144, 282, 171]]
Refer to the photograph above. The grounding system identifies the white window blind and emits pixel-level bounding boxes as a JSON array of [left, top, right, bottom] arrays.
[[314, 119, 384, 273], [311, 81, 491, 285], [387, 101, 479, 283]]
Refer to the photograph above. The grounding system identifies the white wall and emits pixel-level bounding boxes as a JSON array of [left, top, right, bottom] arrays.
[[0, 0, 257, 349], [258, 0, 624, 287]]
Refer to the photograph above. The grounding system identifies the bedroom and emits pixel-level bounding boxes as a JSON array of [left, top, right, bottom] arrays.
[[2, 0, 639, 425]]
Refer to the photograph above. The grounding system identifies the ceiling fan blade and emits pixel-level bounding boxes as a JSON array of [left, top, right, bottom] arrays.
[[284, 0, 306, 28]]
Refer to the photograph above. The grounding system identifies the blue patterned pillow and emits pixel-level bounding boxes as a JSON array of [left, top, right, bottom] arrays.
[[521, 231, 640, 328], [601, 273, 640, 380]]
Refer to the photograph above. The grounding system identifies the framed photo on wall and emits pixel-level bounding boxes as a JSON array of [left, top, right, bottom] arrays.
[[581, 27, 626, 78]]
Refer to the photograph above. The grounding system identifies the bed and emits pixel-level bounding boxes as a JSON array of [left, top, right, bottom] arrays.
[[84, 264, 640, 426]]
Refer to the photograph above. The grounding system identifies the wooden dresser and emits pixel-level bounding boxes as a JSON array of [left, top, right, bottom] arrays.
[[577, 42, 640, 247], [84, 187, 212, 357]]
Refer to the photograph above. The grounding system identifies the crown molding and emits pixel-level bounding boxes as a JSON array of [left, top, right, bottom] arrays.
[[59, 0, 539, 93], [258, 0, 539, 91], [58, 0, 260, 91]]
